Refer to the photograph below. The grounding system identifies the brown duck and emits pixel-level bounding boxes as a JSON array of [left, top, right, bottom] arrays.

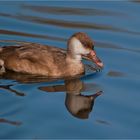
[[0, 32, 103, 77]]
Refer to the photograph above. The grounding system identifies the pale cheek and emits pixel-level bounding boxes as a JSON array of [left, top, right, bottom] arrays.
[[70, 37, 90, 55], [75, 45, 89, 54], [84, 49, 90, 54]]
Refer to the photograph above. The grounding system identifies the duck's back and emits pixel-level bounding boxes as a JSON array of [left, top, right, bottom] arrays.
[[0, 43, 67, 76]]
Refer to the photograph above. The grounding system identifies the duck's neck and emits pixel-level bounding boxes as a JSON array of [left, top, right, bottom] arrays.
[[66, 53, 84, 76], [65, 37, 85, 76], [66, 52, 82, 62], [66, 47, 84, 76], [66, 37, 83, 62]]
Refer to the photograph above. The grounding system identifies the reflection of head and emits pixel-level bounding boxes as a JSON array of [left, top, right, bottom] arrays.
[[65, 91, 102, 119], [65, 79, 84, 94]]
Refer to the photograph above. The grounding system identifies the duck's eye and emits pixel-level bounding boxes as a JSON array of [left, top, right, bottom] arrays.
[[82, 42, 87, 47]]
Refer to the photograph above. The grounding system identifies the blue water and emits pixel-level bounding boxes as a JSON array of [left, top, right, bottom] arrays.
[[0, 1, 140, 139]]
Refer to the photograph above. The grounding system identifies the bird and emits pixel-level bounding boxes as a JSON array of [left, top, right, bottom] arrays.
[[0, 32, 103, 77]]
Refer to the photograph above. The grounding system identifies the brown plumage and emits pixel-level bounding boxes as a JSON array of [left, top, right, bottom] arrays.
[[0, 32, 103, 77]]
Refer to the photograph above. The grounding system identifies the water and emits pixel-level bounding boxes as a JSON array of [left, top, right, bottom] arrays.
[[0, 1, 140, 139]]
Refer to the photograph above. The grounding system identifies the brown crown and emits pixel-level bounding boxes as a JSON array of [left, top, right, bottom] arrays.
[[71, 32, 94, 50]]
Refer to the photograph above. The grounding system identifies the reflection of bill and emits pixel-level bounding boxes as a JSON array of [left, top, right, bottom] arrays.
[[40, 78, 102, 120]]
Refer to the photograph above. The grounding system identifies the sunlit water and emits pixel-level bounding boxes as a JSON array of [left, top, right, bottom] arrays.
[[0, 1, 140, 139]]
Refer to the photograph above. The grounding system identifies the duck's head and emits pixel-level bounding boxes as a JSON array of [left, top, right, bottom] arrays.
[[67, 32, 103, 68]]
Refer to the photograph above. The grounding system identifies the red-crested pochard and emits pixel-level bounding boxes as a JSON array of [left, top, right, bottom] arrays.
[[0, 32, 103, 77]]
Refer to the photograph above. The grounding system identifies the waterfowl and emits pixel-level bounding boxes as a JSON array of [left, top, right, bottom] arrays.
[[0, 32, 103, 77]]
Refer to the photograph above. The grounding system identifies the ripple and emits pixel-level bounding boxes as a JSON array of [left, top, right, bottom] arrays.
[[0, 118, 22, 126], [1, 12, 140, 36], [107, 70, 126, 77], [22, 4, 124, 16], [131, 0, 140, 3], [0, 29, 66, 42], [96, 41, 140, 54], [0, 84, 25, 96], [96, 119, 111, 126], [17, 14, 129, 33]]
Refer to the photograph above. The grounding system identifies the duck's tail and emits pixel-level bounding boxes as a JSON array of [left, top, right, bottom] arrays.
[[0, 59, 5, 75], [0, 40, 31, 74], [0, 47, 4, 59], [0, 47, 3, 52], [0, 46, 13, 74], [0, 46, 10, 60]]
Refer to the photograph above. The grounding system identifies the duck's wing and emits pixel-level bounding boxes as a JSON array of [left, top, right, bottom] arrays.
[[1, 43, 66, 62], [16, 43, 67, 64], [1, 43, 67, 75]]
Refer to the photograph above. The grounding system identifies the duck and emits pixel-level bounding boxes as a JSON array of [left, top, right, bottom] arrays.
[[0, 32, 103, 77]]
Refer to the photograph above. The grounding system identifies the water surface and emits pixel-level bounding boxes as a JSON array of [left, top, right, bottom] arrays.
[[0, 1, 140, 139]]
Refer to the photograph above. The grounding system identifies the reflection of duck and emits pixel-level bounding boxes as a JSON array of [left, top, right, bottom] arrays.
[[0, 32, 103, 77], [40, 78, 102, 119], [0, 69, 102, 119], [65, 79, 102, 119]]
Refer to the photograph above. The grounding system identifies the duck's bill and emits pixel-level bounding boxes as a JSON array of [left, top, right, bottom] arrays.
[[85, 50, 103, 68]]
